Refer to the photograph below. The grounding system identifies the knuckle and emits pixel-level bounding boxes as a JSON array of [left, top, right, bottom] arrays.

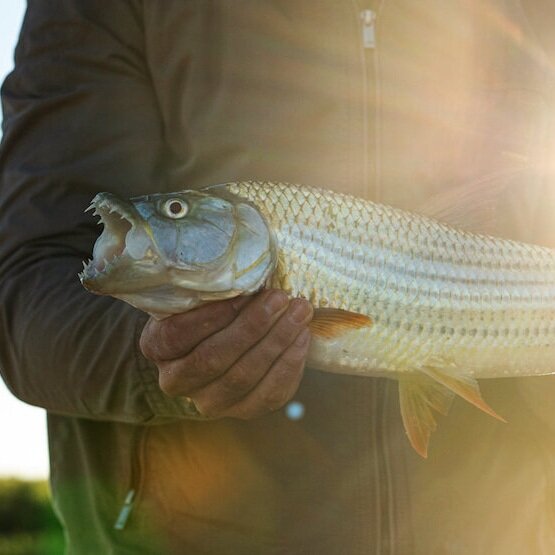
[[251, 345, 281, 370], [189, 343, 224, 378], [281, 348, 307, 369], [236, 312, 265, 340], [266, 358, 305, 400], [158, 318, 183, 354], [222, 365, 254, 393], [140, 325, 160, 360], [262, 389, 289, 411], [276, 362, 302, 386], [141, 318, 186, 361], [269, 326, 299, 350], [139, 336, 154, 360]]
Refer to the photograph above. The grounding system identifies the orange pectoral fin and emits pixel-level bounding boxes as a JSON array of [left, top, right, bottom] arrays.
[[309, 308, 373, 339]]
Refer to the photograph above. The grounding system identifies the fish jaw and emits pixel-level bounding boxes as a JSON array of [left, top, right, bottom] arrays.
[[80, 193, 164, 295]]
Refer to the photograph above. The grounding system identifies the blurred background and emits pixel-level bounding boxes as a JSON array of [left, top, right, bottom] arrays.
[[1, 2, 65, 553]]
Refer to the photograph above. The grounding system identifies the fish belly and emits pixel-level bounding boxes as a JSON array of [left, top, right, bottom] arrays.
[[305, 323, 555, 380]]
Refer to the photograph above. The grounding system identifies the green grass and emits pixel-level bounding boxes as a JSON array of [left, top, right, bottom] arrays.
[[0, 531, 65, 555], [0, 479, 65, 555]]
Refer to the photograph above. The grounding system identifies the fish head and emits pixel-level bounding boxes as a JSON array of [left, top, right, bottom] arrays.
[[80, 188, 276, 318]]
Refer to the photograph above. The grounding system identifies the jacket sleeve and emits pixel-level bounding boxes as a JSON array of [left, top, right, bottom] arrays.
[[0, 0, 199, 423]]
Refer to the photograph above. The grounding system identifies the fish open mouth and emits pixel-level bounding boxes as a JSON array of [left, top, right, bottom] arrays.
[[79, 193, 152, 288]]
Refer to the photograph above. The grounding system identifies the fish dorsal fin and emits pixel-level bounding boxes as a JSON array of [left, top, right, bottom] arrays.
[[420, 363, 506, 422], [309, 308, 372, 339], [416, 167, 526, 235], [399, 376, 455, 458]]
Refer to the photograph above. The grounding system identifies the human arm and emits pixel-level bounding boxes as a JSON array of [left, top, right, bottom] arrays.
[[0, 0, 184, 423]]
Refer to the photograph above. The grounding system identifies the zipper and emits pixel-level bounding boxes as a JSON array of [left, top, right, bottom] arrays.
[[114, 426, 149, 531], [355, 7, 393, 552], [114, 489, 136, 531], [361, 9, 377, 49], [379, 379, 396, 554], [357, 3, 383, 201]]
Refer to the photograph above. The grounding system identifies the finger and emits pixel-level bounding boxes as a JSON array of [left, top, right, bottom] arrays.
[[222, 328, 311, 419], [158, 289, 292, 395], [140, 295, 250, 361], [190, 299, 313, 415]]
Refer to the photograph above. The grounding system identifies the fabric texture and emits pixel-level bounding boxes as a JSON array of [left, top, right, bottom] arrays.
[[1, 1, 555, 553]]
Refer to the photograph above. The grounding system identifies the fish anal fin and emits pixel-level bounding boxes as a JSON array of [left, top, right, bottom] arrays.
[[309, 308, 372, 339], [399, 376, 455, 458], [421, 363, 506, 423]]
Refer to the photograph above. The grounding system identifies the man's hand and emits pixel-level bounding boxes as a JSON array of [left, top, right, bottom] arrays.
[[140, 289, 313, 419]]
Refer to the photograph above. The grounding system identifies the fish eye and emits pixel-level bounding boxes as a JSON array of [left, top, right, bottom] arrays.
[[162, 198, 189, 219]]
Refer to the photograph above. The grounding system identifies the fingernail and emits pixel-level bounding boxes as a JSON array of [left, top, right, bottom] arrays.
[[264, 290, 288, 314], [289, 300, 312, 324], [295, 328, 311, 347]]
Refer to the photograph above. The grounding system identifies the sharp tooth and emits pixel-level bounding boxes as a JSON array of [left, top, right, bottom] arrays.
[[82, 260, 88, 270], [84, 203, 95, 213]]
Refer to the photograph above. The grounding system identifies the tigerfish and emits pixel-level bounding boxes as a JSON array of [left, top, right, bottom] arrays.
[[79, 181, 555, 457]]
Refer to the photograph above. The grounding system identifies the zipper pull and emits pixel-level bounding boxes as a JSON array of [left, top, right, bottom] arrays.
[[361, 9, 377, 49], [114, 489, 136, 530]]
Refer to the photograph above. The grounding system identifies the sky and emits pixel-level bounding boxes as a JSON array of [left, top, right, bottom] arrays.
[[0, 1, 50, 479]]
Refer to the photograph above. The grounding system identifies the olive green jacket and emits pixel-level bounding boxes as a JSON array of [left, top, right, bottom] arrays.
[[2, 1, 555, 553]]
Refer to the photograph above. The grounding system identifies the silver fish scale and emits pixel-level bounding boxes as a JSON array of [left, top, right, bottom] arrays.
[[226, 181, 555, 378]]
